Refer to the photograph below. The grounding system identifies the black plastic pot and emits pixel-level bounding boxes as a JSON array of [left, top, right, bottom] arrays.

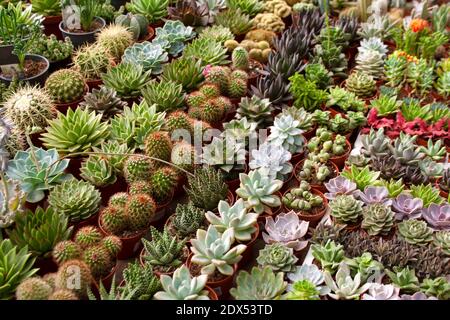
[[59, 17, 106, 48], [111, 0, 127, 9], [0, 43, 16, 65], [49, 56, 72, 73], [0, 54, 49, 86]]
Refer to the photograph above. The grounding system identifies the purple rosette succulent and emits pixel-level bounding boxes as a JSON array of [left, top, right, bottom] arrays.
[[422, 204, 450, 230], [324, 176, 357, 200], [392, 194, 423, 221], [354, 186, 392, 206]]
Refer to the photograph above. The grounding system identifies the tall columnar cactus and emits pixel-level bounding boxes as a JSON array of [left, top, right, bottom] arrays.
[[52, 241, 82, 265], [232, 46, 250, 70], [44, 69, 86, 104], [144, 131, 173, 165], [149, 166, 178, 202], [55, 260, 92, 298], [126, 194, 157, 231], [124, 155, 154, 183], [100, 206, 128, 235]]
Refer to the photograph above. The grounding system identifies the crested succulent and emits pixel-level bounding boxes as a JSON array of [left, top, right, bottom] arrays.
[[257, 243, 298, 273], [191, 225, 246, 276], [398, 220, 434, 246], [2, 85, 55, 134], [361, 203, 395, 236], [345, 71, 376, 98], [263, 211, 309, 252], [329, 195, 364, 225], [184, 166, 229, 211], [7, 207, 72, 258], [79, 86, 127, 121], [47, 179, 101, 223], [102, 63, 151, 98], [41, 108, 109, 154], [96, 24, 134, 60], [5, 147, 70, 203], [15, 277, 53, 300], [311, 240, 345, 274], [392, 194, 423, 221], [153, 265, 209, 300], [72, 44, 114, 81], [230, 266, 286, 300], [421, 204, 450, 231], [44, 69, 86, 104], [141, 227, 186, 272], [171, 202, 206, 239]]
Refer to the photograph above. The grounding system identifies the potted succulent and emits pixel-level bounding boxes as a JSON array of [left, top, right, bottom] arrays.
[[165, 202, 207, 241], [284, 264, 330, 300], [59, 0, 106, 47], [115, 12, 154, 42], [118, 261, 161, 300], [282, 181, 328, 227], [31, 0, 63, 39], [307, 128, 351, 169], [294, 152, 339, 193], [29, 35, 74, 72], [329, 194, 364, 230]]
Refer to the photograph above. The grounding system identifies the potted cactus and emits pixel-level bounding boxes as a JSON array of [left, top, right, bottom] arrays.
[[115, 12, 153, 42], [31, 0, 64, 39]]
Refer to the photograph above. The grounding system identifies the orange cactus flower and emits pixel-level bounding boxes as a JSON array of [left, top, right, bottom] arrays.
[[410, 19, 429, 33]]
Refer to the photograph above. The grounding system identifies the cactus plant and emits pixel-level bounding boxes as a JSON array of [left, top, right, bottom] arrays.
[[123, 155, 154, 183], [144, 131, 173, 165], [149, 166, 178, 202], [48, 289, 78, 300], [96, 24, 134, 60], [55, 259, 92, 298], [232, 46, 249, 70], [52, 241, 82, 265], [74, 226, 102, 249], [47, 179, 101, 223], [126, 194, 156, 232], [16, 277, 52, 300], [44, 69, 86, 104], [72, 44, 114, 81], [83, 245, 115, 279], [99, 206, 128, 236]]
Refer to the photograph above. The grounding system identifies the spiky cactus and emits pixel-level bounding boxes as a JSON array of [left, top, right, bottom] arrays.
[[16, 277, 53, 300], [228, 78, 248, 98], [199, 84, 221, 98], [165, 111, 194, 134], [2, 85, 55, 134], [55, 260, 92, 298], [44, 69, 86, 104], [126, 194, 156, 231], [72, 44, 114, 81], [186, 91, 206, 109], [171, 141, 197, 173], [96, 24, 134, 60], [205, 65, 231, 94], [150, 166, 178, 202], [108, 192, 129, 208], [74, 226, 102, 248], [53, 241, 82, 265], [129, 180, 153, 197], [101, 236, 122, 257], [100, 206, 128, 235], [144, 131, 173, 166], [49, 289, 78, 300], [232, 46, 249, 70], [83, 245, 114, 279], [124, 155, 154, 183]]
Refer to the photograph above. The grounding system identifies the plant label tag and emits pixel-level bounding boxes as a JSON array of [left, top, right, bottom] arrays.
[[61, 1, 81, 31]]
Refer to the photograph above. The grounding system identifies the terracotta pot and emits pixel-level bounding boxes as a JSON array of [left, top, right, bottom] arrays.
[[436, 177, 449, 199], [70, 212, 99, 235], [66, 156, 85, 179], [226, 190, 235, 205], [282, 188, 328, 228], [294, 160, 340, 194], [303, 125, 317, 140], [34, 256, 58, 276], [205, 285, 218, 300], [97, 263, 117, 291], [237, 223, 260, 268], [291, 150, 306, 167], [54, 84, 89, 114], [86, 78, 103, 91], [99, 176, 127, 206], [25, 198, 47, 212], [329, 139, 352, 170], [138, 26, 155, 43], [43, 15, 63, 39], [98, 216, 148, 260]]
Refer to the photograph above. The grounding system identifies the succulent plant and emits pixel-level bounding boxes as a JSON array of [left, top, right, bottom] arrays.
[[153, 20, 196, 56], [345, 252, 384, 283], [249, 143, 293, 181], [324, 262, 373, 300], [126, 194, 157, 232], [257, 242, 298, 273], [171, 202, 206, 239], [312, 41, 347, 78], [310, 223, 345, 246], [311, 240, 345, 274], [236, 168, 283, 214], [286, 264, 329, 295], [360, 128, 391, 158], [126, 0, 169, 24], [283, 279, 321, 300], [168, 0, 209, 27], [48, 289, 79, 300], [215, 8, 253, 35], [341, 165, 381, 190], [123, 155, 154, 183], [48, 179, 101, 223], [44, 69, 86, 104], [385, 266, 420, 293], [251, 74, 292, 107], [421, 204, 450, 231], [361, 203, 395, 236], [263, 211, 309, 251], [183, 38, 229, 67], [184, 166, 228, 211], [15, 277, 53, 300], [384, 54, 407, 87], [268, 114, 305, 154], [79, 86, 127, 121], [289, 73, 327, 112], [410, 184, 444, 208], [141, 80, 184, 113], [55, 259, 92, 298], [398, 220, 434, 246], [230, 266, 286, 300], [202, 136, 245, 173], [96, 24, 134, 61], [52, 241, 82, 265], [236, 96, 273, 129], [326, 87, 365, 112], [329, 195, 364, 225], [222, 118, 257, 145], [141, 227, 186, 272], [72, 44, 114, 81], [5, 147, 70, 203], [324, 176, 357, 200], [161, 57, 204, 92], [420, 277, 450, 300], [433, 231, 450, 256], [123, 42, 168, 75], [392, 194, 423, 221], [41, 108, 109, 154], [115, 13, 149, 41], [80, 156, 116, 188], [191, 225, 246, 276], [83, 245, 115, 279], [354, 186, 392, 206], [121, 262, 161, 300], [102, 63, 151, 98], [154, 265, 210, 300], [282, 181, 324, 213], [74, 226, 102, 249], [345, 71, 376, 98], [362, 283, 400, 300], [0, 239, 38, 300], [198, 25, 234, 43], [400, 292, 438, 300], [355, 50, 385, 79]]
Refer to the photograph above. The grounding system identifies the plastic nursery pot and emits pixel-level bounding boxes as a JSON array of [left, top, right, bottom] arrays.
[[90, 262, 118, 294], [54, 84, 89, 114], [99, 176, 128, 206], [59, 17, 106, 48], [65, 155, 85, 179], [34, 256, 59, 276], [0, 54, 49, 86], [186, 254, 237, 299], [435, 177, 449, 199], [86, 78, 103, 91], [49, 56, 72, 73], [139, 246, 190, 278], [225, 164, 248, 193], [137, 26, 156, 43], [43, 15, 63, 40], [293, 160, 340, 194], [302, 125, 317, 140], [282, 188, 329, 228], [0, 43, 16, 65], [237, 223, 260, 268], [99, 217, 149, 260], [329, 139, 352, 170]]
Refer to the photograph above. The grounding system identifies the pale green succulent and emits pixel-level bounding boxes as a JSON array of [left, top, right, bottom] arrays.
[[205, 199, 258, 242], [222, 118, 257, 145], [202, 136, 246, 173], [80, 156, 117, 187], [152, 20, 196, 56], [92, 140, 134, 175], [355, 49, 385, 79], [311, 240, 345, 274], [360, 128, 391, 158], [268, 114, 305, 154], [0, 178, 26, 228], [345, 71, 376, 98], [279, 107, 314, 131], [236, 169, 283, 214], [123, 42, 168, 75], [257, 243, 298, 273], [329, 195, 364, 224], [324, 262, 373, 300], [398, 219, 433, 246], [419, 139, 446, 162], [153, 265, 210, 300], [385, 266, 420, 293], [236, 96, 273, 129], [190, 225, 247, 276]]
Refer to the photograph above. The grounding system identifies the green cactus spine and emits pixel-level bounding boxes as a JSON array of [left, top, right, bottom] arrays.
[[124, 155, 154, 183], [82, 245, 114, 279], [44, 69, 86, 104], [108, 192, 129, 208], [232, 47, 249, 70], [53, 241, 82, 265], [150, 167, 178, 202], [186, 91, 206, 109], [16, 277, 53, 300], [126, 194, 156, 231], [165, 111, 194, 134], [199, 83, 221, 98], [144, 131, 173, 165], [101, 235, 122, 257], [74, 226, 102, 248], [100, 206, 128, 235], [129, 180, 153, 197]]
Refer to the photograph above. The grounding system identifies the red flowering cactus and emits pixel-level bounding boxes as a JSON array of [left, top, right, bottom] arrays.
[[410, 19, 429, 33]]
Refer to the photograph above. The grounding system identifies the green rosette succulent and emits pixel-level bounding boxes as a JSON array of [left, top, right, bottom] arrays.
[[257, 243, 298, 273], [329, 195, 363, 224], [398, 220, 434, 246], [361, 203, 395, 236]]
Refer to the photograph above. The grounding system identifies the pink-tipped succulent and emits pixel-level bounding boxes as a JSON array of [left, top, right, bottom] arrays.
[[354, 186, 392, 206], [421, 204, 450, 230], [392, 194, 423, 221], [324, 176, 357, 200], [262, 211, 309, 251]]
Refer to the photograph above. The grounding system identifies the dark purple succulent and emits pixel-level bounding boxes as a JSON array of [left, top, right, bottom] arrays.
[[392, 194, 423, 221], [324, 176, 357, 200], [422, 204, 450, 230], [354, 186, 392, 206]]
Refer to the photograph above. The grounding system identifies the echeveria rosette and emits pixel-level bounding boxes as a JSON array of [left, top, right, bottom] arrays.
[[190, 225, 246, 276], [362, 284, 400, 300], [398, 219, 434, 246], [153, 265, 210, 300], [324, 176, 357, 200], [400, 292, 438, 300], [249, 143, 293, 181], [361, 203, 395, 236], [236, 168, 283, 214], [354, 186, 392, 206], [392, 194, 423, 221], [205, 199, 258, 242], [421, 204, 450, 231], [268, 114, 305, 154], [433, 231, 450, 256], [256, 243, 298, 273], [6, 148, 71, 203], [262, 211, 309, 251], [286, 265, 330, 296]]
